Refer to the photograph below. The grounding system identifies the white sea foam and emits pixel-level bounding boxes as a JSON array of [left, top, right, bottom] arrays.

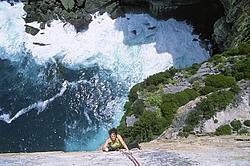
[[0, 81, 68, 124], [0, 1, 209, 84]]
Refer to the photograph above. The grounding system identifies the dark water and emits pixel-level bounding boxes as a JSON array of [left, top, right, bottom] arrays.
[[0, 48, 127, 152]]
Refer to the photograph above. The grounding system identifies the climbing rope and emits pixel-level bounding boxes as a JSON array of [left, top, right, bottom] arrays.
[[120, 150, 140, 166]]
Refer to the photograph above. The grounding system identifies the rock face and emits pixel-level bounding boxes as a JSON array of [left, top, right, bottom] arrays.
[[213, 0, 250, 50], [200, 80, 250, 133], [1, 135, 250, 166], [122, 0, 250, 51], [158, 96, 206, 139], [22, 0, 120, 31]]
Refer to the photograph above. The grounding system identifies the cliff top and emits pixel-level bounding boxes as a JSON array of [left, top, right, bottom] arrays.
[[1, 135, 249, 166]]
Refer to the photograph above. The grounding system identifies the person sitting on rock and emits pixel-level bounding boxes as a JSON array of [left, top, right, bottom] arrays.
[[102, 128, 140, 152]]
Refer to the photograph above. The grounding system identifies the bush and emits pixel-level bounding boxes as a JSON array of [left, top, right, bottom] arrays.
[[215, 124, 232, 135], [231, 56, 250, 81], [124, 101, 132, 116], [238, 129, 249, 135], [200, 86, 218, 95], [130, 111, 166, 143], [200, 90, 235, 120], [184, 63, 201, 75], [222, 42, 250, 57], [230, 119, 242, 132], [184, 109, 203, 131], [161, 89, 199, 127], [182, 125, 194, 133], [160, 102, 178, 127], [205, 74, 236, 89], [230, 84, 241, 93], [132, 99, 145, 117], [184, 90, 236, 133], [243, 120, 250, 127], [192, 80, 201, 91], [144, 71, 171, 87], [128, 84, 141, 102]]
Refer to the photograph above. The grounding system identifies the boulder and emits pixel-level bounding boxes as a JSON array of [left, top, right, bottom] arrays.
[[25, 25, 40, 36]]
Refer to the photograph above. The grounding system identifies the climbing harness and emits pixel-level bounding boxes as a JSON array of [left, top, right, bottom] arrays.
[[120, 150, 140, 166]]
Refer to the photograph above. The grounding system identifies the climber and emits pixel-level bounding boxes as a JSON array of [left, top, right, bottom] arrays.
[[102, 128, 140, 152]]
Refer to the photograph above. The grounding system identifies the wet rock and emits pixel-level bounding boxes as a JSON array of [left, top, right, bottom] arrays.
[[25, 25, 40, 36], [22, 0, 117, 31], [33, 42, 50, 46]]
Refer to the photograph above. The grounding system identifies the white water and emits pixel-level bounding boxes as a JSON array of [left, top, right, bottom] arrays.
[[0, 1, 209, 151]]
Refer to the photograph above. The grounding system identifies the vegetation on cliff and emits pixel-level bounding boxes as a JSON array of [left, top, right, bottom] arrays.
[[118, 41, 250, 144]]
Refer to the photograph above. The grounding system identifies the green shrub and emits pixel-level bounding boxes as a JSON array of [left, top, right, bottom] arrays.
[[184, 89, 200, 100], [243, 120, 250, 127], [145, 93, 162, 107], [221, 43, 250, 57], [230, 119, 242, 132], [237, 42, 250, 55], [160, 102, 178, 127], [217, 63, 224, 70], [192, 80, 201, 91], [178, 131, 189, 138], [182, 125, 194, 133], [128, 84, 141, 102], [205, 74, 236, 88], [188, 63, 200, 74], [184, 109, 203, 131], [130, 111, 166, 143], [124, 101, 132, 116], [238, 129, 249, 135], [215, 124, 232, 135], [200, 86, 218, 95], [209, 54, 224, 64], [231, 56, 250, 80], [230, 84, 241, 93], [142, 67, 178, 89], [202, 90, 235, 119], [161, 89, 199, 127], [144, 71, 171, 87], [132, 99, 145, 117], [145, 84, 157, 92], [175, 92, 190, 106], [184, 90, 236, 133]]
